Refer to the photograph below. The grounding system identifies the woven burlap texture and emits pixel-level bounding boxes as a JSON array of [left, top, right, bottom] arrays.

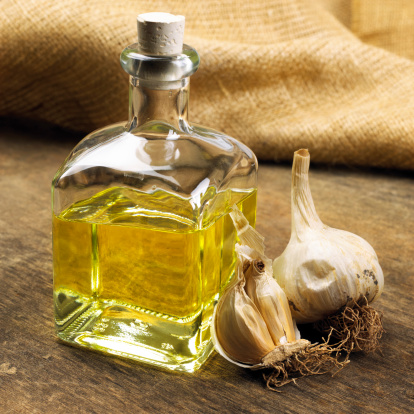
[[1, 0, 414, 169]]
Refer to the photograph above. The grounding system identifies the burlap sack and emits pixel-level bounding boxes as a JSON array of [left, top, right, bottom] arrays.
[[1, 0, 414, 169]]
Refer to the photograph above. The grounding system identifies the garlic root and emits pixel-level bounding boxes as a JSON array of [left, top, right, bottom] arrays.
[[314, 298, 385, 353], [263, 331, 350, 391]]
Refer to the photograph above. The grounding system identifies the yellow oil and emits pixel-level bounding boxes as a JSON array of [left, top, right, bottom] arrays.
[[53, 187, 256, 372]]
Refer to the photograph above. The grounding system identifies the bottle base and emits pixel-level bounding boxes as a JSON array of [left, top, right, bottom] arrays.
[[57, 332, 215, 373], [55, 290, 215, 373]]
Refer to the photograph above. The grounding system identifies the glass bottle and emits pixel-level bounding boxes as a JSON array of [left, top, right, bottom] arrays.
[[52, 13, 258, 372]]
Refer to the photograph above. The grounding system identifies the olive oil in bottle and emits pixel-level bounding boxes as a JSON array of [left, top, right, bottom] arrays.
[[52, 13, 258, 372]]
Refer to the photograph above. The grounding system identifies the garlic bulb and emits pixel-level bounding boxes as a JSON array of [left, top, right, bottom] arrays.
[[273, 149, 384, 324], [211, 207, 305, 367]]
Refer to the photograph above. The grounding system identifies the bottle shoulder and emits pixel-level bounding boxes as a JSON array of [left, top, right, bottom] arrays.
[[55, 121, 257, 184], [53, 121, 257, 218], [59, 121, 255, 166]]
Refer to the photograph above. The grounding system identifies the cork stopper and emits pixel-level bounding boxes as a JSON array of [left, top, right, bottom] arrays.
[[137, 12, 185, 56]]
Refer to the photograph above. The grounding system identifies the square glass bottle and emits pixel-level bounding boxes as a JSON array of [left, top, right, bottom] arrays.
[[52, 13, 258, 372]]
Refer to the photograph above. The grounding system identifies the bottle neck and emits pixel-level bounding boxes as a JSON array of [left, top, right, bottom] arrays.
[[128, 77, 189, 130]]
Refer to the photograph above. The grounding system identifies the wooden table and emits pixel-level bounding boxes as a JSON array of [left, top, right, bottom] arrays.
[[0, 120, 413, 413]]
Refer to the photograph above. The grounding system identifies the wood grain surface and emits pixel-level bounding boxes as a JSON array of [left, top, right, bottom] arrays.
[[0, 120, 413, 414]]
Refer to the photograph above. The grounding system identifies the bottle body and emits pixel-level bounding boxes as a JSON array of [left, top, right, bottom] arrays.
[[53, 116, 257, 371]]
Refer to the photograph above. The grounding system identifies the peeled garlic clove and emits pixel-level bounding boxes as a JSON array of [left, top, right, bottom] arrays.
[[214, 277, 275, 365], [273, 149, 384, 324]]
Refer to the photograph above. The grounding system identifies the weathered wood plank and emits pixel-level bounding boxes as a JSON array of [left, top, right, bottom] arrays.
[[0, 120, 412, 413]]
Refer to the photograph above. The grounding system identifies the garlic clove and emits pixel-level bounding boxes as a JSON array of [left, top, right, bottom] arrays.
[[273, 149, 384, 324], [229, 207, 299, 344], [214, 278, 275, 364], [243, 257, 298, 345]]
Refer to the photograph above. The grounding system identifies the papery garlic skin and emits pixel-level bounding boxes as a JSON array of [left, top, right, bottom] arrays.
[[273, 228, 384, 323], [214, 268, 275, 364], [273, 149, 384, 324]]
